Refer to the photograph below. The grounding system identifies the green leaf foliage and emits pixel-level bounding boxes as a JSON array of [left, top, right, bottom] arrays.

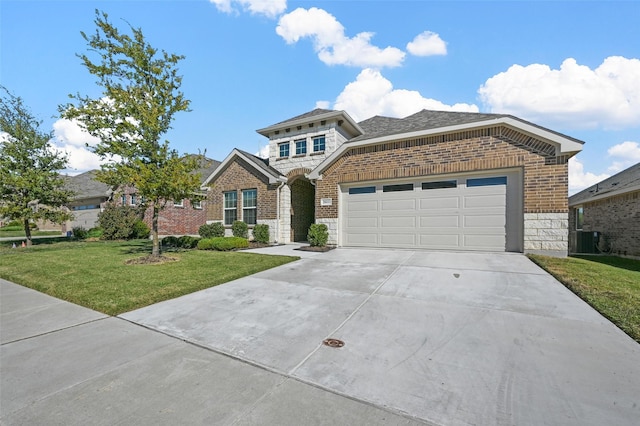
[[0, 86, 73, 245], [98, 203, 144, 240], [197, 237, 248, 251], [308, 223, 329, 247], [59, 10, 202, 256], [252, 224, 270, 244], [231, 220, 249, 239], [199, 222, 225, 238]]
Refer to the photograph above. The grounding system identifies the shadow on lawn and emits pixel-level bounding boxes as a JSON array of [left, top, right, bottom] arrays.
[[572, 255, 640, 273]]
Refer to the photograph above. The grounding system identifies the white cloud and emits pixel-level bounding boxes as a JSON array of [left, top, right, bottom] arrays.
[[276, 7, 405, 68], [607, 141, 640, 173], [209, 0, 287, 18], [255, 144, 269, 159], [51, 119, 103, 174], [569, 156, 610, 195], [315, 100, 330, 109], [479, 56, 640, 130], [332, 68, 478, 122], [406, 31, 447, 56]]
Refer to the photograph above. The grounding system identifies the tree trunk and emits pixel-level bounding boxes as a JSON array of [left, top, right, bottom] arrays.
[[151, 204, 160, 257], [23, 218, 33, 246]]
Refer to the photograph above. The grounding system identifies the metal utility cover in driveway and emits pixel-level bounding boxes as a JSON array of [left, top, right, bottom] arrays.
[[121, 249, 640, 426]]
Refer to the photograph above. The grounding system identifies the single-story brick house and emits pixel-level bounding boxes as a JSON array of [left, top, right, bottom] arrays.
[[64, 170, 111, 230], [203, 108, 583, 256], [568, 162, 639, 257], [119, 156, 221, 236]]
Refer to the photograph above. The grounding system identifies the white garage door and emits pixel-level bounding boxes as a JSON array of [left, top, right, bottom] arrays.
[[342, 176, 508, 251]]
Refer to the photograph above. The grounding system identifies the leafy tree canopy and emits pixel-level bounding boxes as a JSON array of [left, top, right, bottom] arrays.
[[0, 86, 73, 245], [60, 10, 205, 256]]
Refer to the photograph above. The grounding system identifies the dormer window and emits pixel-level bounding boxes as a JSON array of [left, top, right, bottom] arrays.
[[279, 142, 290, 158], [313, 136, 325, 152], [295, 139, 307, 155]]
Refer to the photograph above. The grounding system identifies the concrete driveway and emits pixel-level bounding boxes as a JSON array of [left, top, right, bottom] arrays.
[[119, 248, 640, 426]]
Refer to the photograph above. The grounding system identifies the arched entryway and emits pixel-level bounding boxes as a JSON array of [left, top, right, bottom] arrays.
[[288, 171, 315, 242]]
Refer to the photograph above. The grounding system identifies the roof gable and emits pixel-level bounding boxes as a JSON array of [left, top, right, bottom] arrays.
[[256, 108, 363, 139], [201, 149, 285, 187]]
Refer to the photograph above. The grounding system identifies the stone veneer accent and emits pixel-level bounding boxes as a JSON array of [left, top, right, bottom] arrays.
[[316, 218, 338, 246], [524, 213, 568, 255]]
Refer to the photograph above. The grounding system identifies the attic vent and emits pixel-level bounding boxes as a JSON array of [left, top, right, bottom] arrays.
[[297, 125, 302, 130], [285, 128, 290, 133], [309, 123, 314, 128], [338, 120, 344, 126], [320, 120, 326, 125], [275, 130, 279, 135]]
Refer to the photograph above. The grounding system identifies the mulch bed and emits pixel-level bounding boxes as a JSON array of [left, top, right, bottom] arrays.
[[295, 245, 335, 252]]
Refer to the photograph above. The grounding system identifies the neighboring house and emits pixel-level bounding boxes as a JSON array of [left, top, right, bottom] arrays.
[[568, 162, 640, 257], [119, 156, 221, 236], [64, 170, 111, 230], [203, 108, 583, 256]]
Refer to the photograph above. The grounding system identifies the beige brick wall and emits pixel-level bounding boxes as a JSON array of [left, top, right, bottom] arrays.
[[570, 191, 640, 257], [316, 126, 569, 220], [206, 158, 278, 224]]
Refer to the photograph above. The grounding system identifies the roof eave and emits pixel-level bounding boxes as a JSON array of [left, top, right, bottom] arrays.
[[308, 117, 584, 180], [256, 110, 364, 138], [569, 183, 640, 206], [200, 149, 283, 189]]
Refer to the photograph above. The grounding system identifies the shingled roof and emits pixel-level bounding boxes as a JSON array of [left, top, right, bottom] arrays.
[[64, 170, 111, 199], [569, 162, 640, 205]]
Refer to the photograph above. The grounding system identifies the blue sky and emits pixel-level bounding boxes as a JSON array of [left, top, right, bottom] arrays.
[[2, 0, 639, 194]]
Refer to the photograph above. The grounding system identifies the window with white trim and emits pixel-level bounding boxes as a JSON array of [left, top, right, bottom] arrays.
[[576, 207, 584, 230], [295, 139, 307, 155], [121, 194, 127, 205], [192, 200, 203, 209], [173, 199, 184, 208], [313, 136, 325, 152], [279, 142, 290, 158], [130, 194, 137, 205], [224, 191, 237, 225], [242, 189, 257, 225]]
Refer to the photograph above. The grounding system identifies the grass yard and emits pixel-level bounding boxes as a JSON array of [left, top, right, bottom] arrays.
[[0, 240, 298, 316], [0, 230, 63, 238], [528, 254, 640, 343]]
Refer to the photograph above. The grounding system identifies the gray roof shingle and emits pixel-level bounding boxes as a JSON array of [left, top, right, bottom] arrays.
[[569, 162, 640, 205]]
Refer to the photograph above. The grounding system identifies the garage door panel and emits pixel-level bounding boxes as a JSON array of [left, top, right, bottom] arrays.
[[381, 233, 416, 246], [419, 197, 459, 209], [345, 233, 378, 245], [464, 215, 505, 227], [381, 199, 415, 211], [347, 217, 378, 228], [463, 234, 505, 249], [381, 216, 416, 228], [419, 234, 460, 247], [419, 215, 459, 228], [348, 200, 378, 212], [464, 194, 505, 209]]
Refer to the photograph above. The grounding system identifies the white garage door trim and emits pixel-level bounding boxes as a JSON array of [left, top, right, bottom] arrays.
[[340, 170, 523, 252]]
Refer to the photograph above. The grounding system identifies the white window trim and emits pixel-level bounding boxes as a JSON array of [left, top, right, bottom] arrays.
[[223, 191, 237, 226], [242, 189, 257, 225], [173, 199, 184, 208]]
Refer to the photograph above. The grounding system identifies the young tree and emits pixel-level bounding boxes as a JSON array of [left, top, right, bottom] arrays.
[[0, 86, 73, 246], [60, 10, 203, 257]]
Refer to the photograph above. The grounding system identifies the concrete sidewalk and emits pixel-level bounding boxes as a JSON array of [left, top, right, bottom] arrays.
[[0, 279, 427, 425]]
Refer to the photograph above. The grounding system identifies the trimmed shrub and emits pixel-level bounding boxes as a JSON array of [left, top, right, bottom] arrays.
[[197, 237, 248, 251], [87, 227, 103, 238], [177, 235, 199, 249], [231, 221, 248, 239], [72, 226, 88, 240], [162, 236, 179, 248], [98, 204, 143, 240], [307, 223, 329, 247], [252, 224, 270, 244], [199, 222, 225, 238], [132, 220, 150, 239]]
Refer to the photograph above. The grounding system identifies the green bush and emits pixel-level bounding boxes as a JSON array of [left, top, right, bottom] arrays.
[[199, 222, 225, 238], [252, 224, 270, 244], [177, 235, 200, 249], [98, 204, 144, 240], [72, 226, 88, 240], [197, 237, 248, 251], [162, 236, 179, 248], [308, 223, 329, 247], [231, 221, 248, 239], [87, 227, 103, 238], [132, 220, 150, 239]]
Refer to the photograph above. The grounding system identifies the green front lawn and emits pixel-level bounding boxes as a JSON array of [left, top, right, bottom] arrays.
[[0, 240, 298, 316], [528, 254, 640, 343], [0, 229, 63, 238]]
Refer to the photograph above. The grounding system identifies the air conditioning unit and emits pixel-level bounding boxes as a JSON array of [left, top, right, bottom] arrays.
[[576, 231, 600, 254]]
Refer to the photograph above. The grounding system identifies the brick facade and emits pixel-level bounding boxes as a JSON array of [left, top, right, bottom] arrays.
[[316, 126, 569, 219], [569, 190, 640, 257], [206, 158, 279, 224]]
